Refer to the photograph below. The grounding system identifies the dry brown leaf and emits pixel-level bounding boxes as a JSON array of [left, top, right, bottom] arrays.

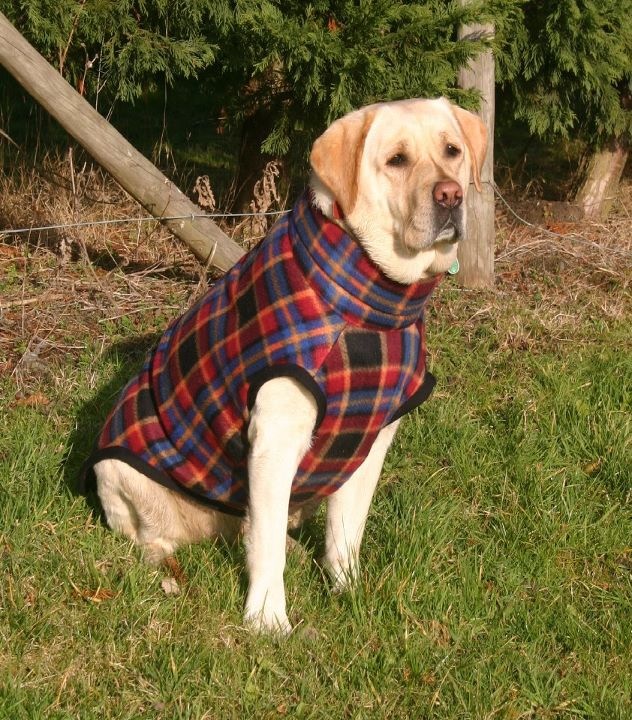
[[162, 556, 187, 585], [23, 586, 37, 607], [193, 175, 216, 212], [420, 619, 451, 647], [71, 583, 118, 603], [14, 392, 50, 407]]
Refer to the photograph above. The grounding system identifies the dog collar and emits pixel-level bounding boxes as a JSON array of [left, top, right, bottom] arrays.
[[290, 192, 441, 330]]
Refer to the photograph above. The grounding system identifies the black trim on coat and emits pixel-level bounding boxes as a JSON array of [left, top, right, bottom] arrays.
[[78, 446, 246, 517], [389, 371, 436, 423], [247, 364, 328, 429]]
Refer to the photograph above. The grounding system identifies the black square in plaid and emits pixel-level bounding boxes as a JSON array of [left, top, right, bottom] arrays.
[[344, 330, 382, 368], [327, 431, 366, 461]]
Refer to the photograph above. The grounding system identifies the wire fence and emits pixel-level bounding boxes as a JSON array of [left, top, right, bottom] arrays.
[[0, 209, 289, 237], [490, 182, 632, 259], [0, 184, 630, 259]]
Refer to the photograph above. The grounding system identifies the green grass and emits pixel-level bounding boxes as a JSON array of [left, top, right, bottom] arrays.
[[1, 287, 630, 719]]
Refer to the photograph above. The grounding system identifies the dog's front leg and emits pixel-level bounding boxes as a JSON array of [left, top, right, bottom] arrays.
[[324, 419, 401, 591], [244, 377, 317, 633]]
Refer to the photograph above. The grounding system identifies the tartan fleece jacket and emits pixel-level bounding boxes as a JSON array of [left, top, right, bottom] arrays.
[[82, 192, 441, 516]]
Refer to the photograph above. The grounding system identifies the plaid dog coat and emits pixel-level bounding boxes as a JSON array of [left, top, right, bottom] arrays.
[[83, 192, 441, 516]]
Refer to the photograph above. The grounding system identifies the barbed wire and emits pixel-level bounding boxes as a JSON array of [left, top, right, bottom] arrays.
[[0, 186, 630, 259], [0, 209, 289, 237]]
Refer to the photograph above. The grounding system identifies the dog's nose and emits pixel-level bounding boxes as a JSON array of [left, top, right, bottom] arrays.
[[433, 181, 463, 209]]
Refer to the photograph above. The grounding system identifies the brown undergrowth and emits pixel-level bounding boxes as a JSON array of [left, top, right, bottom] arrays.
[[0, 157, 630, 390]]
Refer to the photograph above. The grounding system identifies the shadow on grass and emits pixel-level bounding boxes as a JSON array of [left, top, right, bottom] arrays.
[[63, 332, 160, 519]]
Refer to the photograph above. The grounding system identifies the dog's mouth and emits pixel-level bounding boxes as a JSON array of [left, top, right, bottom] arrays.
[[433, 202, 465, 244], [434, 219, 460, 245], [400, 207, 464, 255]]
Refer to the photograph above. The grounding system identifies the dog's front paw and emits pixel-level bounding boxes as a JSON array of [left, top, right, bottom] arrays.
[[244, 606, 292, 635], [244, 586, 292, 635], [323, 557, 357, 593]]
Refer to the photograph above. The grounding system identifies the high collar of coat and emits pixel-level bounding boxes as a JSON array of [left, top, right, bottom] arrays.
[[288, 191, 441, 331]]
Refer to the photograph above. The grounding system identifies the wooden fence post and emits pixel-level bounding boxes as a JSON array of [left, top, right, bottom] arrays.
[[0, 12, 244, 272], [457, 6, 495, 288]]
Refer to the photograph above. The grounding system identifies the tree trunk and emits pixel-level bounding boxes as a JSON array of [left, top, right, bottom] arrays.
[[457, 8, 495, 288], [231, 106, 278, 212], [575, 138, 628, 220], [0, 12, 244, 272]]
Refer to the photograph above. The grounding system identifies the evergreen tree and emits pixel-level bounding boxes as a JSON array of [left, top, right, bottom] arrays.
[[496, 0, 632, 143], [0, 0, 224, 102]]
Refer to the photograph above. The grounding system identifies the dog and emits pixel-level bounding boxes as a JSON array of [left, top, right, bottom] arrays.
[[82, 97, 487, 634]]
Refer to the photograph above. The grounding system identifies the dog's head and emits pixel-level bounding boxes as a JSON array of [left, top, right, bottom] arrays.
[[309, 97, 488, 284]]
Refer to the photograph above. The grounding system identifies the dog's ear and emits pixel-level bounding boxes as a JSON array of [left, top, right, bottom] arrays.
[[310, 109, 376, 216], [451, 105, 488, 192]]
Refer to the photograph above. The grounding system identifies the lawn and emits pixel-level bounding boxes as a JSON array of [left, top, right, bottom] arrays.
[[0, 173, 630, 718]]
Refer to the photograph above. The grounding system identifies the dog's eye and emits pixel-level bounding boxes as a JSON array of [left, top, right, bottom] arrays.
[[446, 144, 461, 157], [387, 153, 408, 167]]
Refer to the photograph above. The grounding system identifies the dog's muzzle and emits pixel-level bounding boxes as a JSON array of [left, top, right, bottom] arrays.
[[432, 180, 464, 244]]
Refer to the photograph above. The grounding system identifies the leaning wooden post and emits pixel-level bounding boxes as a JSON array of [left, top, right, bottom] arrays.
[[457, 6, 495, 287], [0, 12, 244, 272]]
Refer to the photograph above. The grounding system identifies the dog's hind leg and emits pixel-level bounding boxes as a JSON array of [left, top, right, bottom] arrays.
[[94, 458, 238, 564], [324, 419, 401, 591], [95, 458, 180, 563], [94, 459, 141, 543]]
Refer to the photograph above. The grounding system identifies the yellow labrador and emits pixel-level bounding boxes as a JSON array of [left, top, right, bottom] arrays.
[[88, 97, 487, 633]]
